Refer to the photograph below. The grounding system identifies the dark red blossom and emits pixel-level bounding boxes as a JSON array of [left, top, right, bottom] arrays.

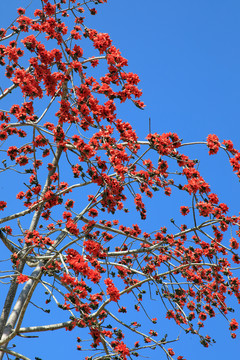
[[0, 201, 7, 211], [229, 319, 239, 331], [180, 206, 190, 216]]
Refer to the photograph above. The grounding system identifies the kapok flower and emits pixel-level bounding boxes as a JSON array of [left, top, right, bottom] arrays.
[[17, 274, 29, 284]]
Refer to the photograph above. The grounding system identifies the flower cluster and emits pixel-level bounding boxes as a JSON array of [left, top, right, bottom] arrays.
[[104, 278, 120, 302]]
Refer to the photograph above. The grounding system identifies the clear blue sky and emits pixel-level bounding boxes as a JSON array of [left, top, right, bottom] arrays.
[[1, 1, 240, 359]]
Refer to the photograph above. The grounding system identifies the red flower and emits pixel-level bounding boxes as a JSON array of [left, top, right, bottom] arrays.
[[7, 146, 18, 160], [90, 8, 97, 15], [17, 7, 25, 15], [21, 35, 38, 51], [180, 206, 190, 216], [66, 219, 79, 236], [115, 341, 130, 360], [16, 155, 28, 166], [229, 319, 239, 331], [104, 278, 120, 302], [230, 237, 239, 250], [208, 193, 219, 204], [223, 139, 235, 153], [17, 274, 29, 284], [199, 312, 207, 321], [63, 211, 72, 220], [0, 201, 7, 211], [196, 201, 213, 217], [90, 31, 112, 54], [207, 134, 220, 155], [168, 348, 175, 356], [88, 208, 98, 218], [65, 199, 75, 209]]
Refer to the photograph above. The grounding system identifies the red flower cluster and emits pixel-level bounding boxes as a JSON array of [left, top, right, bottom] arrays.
[[207, 134, 220, 155], [104, 278, 120, 302], [0, 201, 7, 211], [65, 248, 101, 284], [16, 274, 29, 284]]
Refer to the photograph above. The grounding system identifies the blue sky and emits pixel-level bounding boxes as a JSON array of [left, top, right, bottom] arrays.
[[0, 1, 240, 359]]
